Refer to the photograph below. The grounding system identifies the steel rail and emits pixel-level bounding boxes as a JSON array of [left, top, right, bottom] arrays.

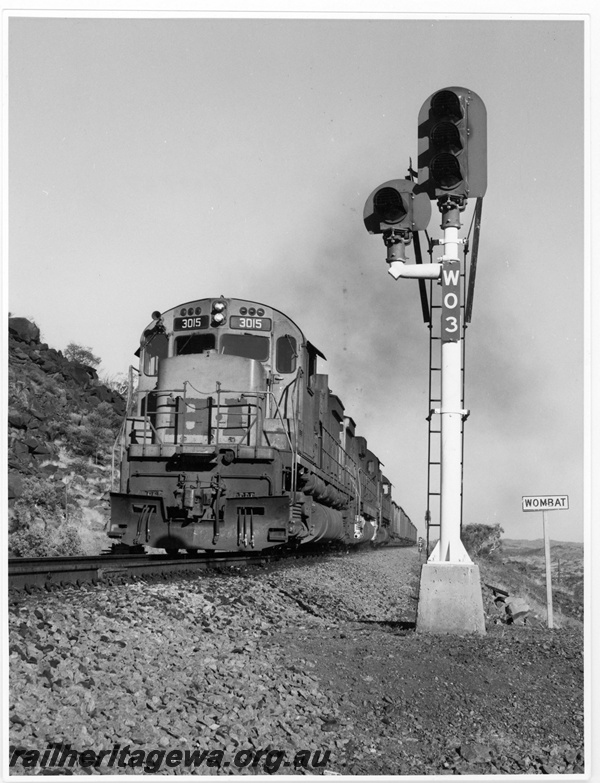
[[8, 551, 273, 593]]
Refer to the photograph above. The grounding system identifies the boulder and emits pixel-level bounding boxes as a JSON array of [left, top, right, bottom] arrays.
[[63, 365, 93, 387], [11, 440, 30, 457], [505, 597, 530, 623], [8, 411, 31, 429], [89, 386, 113, 403], [8, 317, 40, 344], [22, 436, 51, 456], [8, 473, 24, 500], [41, 357, 62, 374], [11, 346, 30, 361]]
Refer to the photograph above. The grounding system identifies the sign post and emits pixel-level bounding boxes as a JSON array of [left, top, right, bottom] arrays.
[[522, 495, 569, 629], [543, 512, 553, 629]]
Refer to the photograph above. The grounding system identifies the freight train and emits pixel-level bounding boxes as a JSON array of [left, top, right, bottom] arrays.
[[108, 297, 417, 554]]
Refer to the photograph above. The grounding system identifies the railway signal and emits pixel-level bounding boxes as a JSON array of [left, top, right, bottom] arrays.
[[363, 179, 432, 279], [362, 86, 488, 633], [363, 178, 431, 235], [417, 87, 487, 201]]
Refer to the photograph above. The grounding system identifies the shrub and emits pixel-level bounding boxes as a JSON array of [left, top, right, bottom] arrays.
[[64, 343, 101, 368], [9, 520, 84, 557], [100, 371, 131, 397], [461, 522, 504, 560], [8, 476, 84, 557]]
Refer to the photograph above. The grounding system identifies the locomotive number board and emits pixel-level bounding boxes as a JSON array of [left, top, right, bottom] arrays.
[[174, 316, 210, 331], [230, 316, 272, 331]]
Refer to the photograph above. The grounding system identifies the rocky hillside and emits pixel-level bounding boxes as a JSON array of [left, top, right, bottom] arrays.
[[8, 317, 127, 556]]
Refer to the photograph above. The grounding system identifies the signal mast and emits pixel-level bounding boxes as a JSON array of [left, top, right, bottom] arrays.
[[363, 87, 487, 634]]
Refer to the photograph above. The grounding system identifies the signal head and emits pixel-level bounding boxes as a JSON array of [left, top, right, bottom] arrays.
[[417, 86, 487, 200], [363, 179, 431, 235]]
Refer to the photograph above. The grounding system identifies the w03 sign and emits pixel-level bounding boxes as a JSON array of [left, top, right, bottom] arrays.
[[441, 261, 461, 342]]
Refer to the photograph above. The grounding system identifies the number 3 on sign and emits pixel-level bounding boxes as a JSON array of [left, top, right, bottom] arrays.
[[445, 316, 458, 333]]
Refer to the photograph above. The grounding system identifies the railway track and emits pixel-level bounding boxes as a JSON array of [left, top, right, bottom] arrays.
[[8, 551, 275, 593]]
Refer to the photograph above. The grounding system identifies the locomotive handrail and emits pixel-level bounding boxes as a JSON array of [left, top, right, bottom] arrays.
[[111, 417, 128, 491], [126, 364, 139, 416], [127, 384, 297, 459]]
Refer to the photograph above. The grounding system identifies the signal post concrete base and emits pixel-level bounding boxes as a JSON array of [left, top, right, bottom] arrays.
[[416, 563, 486, 635]]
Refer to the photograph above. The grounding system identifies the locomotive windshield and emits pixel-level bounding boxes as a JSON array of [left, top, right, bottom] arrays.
[[175, 334, 216, 355], [276, 335, 297, 373], [220, 333, 269, 361], [173, 332, 269, 361]]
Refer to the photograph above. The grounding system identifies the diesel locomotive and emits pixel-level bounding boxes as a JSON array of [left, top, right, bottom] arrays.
[[108, 297, 416, 554]]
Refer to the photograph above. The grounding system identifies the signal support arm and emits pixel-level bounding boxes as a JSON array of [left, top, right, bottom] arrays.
[[382, 229, 441, 280]]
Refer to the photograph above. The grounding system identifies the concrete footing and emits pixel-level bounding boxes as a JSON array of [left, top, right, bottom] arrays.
[[416, 562, 486, 635]]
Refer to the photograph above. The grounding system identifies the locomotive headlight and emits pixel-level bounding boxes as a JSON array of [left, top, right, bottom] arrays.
[[211, 300, 227, 326]]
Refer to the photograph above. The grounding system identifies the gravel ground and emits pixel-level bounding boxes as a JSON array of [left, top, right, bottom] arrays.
[[8, 547, 584, 776]]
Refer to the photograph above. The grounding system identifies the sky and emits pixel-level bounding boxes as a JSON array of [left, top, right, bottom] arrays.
[[3, 5, 596, 545]]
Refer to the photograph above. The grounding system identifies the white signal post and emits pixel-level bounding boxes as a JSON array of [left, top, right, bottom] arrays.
[[385, 202, 485, 634], [389, 211, 471, 564], [522, 495, 569, 629], [430, 218, 471, 564]]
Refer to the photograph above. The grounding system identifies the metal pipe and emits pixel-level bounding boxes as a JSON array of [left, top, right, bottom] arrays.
[[388, 261, 442, 280]]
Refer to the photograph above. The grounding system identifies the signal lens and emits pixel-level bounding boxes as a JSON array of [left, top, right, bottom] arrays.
[[430, 121, 462, 154], [373, 187, 407, 224], [431, 90, 462, 121], [213, 313, 226, 325], [430, 153, 463, 189], [213, 301, 226, 312]]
